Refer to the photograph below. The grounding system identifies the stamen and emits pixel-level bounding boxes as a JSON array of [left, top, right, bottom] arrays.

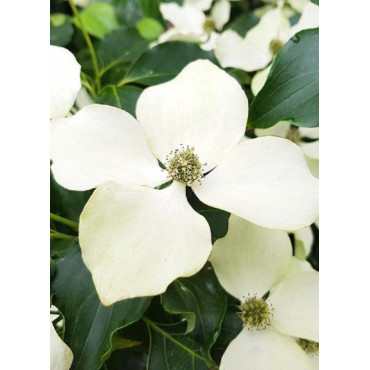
[[238, 295, 273, 331], [166, 145, 204, 186], [269, 39, 284, 55], [285, 127, 301, 144], [297, 339, 319, 356], [203, 17, 216, 34]]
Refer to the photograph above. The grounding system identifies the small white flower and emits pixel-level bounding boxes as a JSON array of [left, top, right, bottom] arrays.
[[158, 0, 231, 50], [215, 2, 319, 71], [210, 215, 319, 369], [51, 60, 318, 305], [50, 309, 73, 370], [50, 45, 81, 120]]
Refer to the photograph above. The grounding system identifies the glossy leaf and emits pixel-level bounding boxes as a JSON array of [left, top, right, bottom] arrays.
[[114, 0, 143, 27], [76, 2, 120, 39], [161, 263, 228, 359], [51, 246, 151, 370], [248, 28, 319, 129], [122, 42, 217, 86], [96, 85, 142, 116], [50, 13, 74, 46], [140, 0, 164, 23], [226, 12, 259, 36]]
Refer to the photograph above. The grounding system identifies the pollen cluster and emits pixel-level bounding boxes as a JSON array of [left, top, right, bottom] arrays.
[[203, 17, 216, 34], [166, 146, 204, 186], [297, 339, 319, 356], [269, 39, 284, 55], [238, 296, 273, 330]]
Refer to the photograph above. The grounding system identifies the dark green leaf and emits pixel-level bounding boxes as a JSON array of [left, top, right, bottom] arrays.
[[114, 0, 143, 27], [50, 13, 74, 46], [51, 246, 151, 370], [144, 318, 209, 370], [248, 28, 319, 128], [50, 238, 79, 259], [136, 17, 164, 40], [50, 171, 92, 225], [98, 27, 149, 73], [122, 41, 217, 86], [311, 0, 319, 4], [226, 12, 259, 36], [76, 2, 120, 39], [139, 0, 164, 23], [161, 263, 228, 357], [96, 85, 142, 116]]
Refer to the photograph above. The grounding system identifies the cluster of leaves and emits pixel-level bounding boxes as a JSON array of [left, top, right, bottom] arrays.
[[50, 0, 319, 368]]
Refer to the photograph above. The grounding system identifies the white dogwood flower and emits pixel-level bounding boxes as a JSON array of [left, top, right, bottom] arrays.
[[210, 215, 319, 369], [51, 60, 318, 305], [158, 0, 232, 50], [215, 1, 319, 71], [50, 310, 73, 370], [50, 45, 81, 120]]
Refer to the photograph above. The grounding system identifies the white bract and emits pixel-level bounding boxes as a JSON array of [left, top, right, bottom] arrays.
[[215, 2, 319, 71], [210, 215, 319, 369], [50, 45, 81, 120], [73, 0, 89, 7], [51, 60, 318, 305], [50, 312, 73, 370], [158, 0, 232, 50]]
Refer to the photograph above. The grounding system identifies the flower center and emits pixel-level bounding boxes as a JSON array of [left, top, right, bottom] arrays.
[[285, 127, 301, 144], [166, 146, 204, 185], [269, 39, 284, 55], [203, 17, 216, 34], [297, 339, 319, 356], [238, 296, 273, 330]]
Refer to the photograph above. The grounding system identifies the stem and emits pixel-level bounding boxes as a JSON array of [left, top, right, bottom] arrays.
[[68, 0, 101, 93], [50, 230, 76, 240], [50, 213, 79, 231], [142, 316, 209, 364]]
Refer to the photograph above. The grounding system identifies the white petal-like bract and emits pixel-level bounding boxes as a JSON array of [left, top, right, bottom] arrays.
[[269, 272, 319, 341], [50, 45, 81, 119], [193, 137, 319, 231], [211, 0, 231, 30], [220, 328, 312, 370], [50, 321, 73, 370], [51, 104, 166, 191], [211, 215, 292, 300], [136, 60, 248, 172], [79, 181, 212, 305]]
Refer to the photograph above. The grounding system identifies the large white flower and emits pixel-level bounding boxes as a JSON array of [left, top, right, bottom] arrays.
[[158, 0, 232, 50], [50, 310, 73, 370], [50, 45, 81, 120], [215, 2, 319, 71], [51, 60, 318, 305], [210, 215, 319, 369]]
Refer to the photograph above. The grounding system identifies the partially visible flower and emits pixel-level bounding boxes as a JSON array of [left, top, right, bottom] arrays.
[[158, 0, 232, 50], [215, 1, 319, 71], [50, 45, 81, 120], [50, 308, 73, 370], [51, 60, 318, 305], [75, 87, 94, 110], [210, 215, 319, 369]]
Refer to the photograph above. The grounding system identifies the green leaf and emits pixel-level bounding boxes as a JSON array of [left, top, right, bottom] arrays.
[[311, 0, 319, 4], [76, 2, 120, 39], [50, 13, 74, 46], [114, 0, 143, 27], [139, 0, 164, 23], [226, 12, 259, 37], [50, 171, 92, 225], [51, 246, 151, 370], [161, 263, 228, 357], [98, 27, 149, 73], [136, 17, 164, 40], [122, 41, 217, 86], [144, 318, 209, 370], [96, 85, 142, 116], [50, 238, 79, 259], [248, 28, 319, 129]]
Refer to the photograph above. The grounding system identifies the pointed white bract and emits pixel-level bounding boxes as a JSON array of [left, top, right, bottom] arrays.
[[50, 319, 73, 370], [50, 45, 81, 120], [51, 60, 319, 304], [210, 216, 318, 369]]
